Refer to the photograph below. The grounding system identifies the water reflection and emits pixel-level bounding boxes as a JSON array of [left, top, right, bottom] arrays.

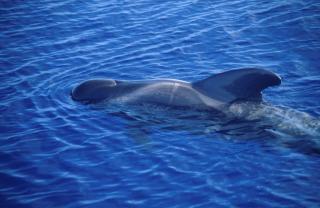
[[91, 101, 320, 155]]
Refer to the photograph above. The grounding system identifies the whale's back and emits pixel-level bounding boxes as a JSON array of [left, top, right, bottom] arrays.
[[116, 80, 208, 107]]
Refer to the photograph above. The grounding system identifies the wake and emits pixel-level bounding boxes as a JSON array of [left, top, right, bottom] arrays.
[[228, 102, 320, 138]]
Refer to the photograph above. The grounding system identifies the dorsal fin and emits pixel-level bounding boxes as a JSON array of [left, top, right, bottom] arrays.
[[193, 68, 281, 103]]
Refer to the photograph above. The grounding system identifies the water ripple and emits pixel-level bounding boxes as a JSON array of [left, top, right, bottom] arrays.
[[1, 0, 320, 207]]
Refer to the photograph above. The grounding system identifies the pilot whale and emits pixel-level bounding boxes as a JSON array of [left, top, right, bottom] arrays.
[[71, 68, 281, 110]]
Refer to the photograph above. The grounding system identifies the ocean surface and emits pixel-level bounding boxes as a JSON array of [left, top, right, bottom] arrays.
[[1, 0, 320, 207]]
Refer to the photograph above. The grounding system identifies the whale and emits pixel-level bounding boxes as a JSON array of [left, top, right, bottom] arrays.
[[71, 68, 281, 110], [71, 68, 320, 155]]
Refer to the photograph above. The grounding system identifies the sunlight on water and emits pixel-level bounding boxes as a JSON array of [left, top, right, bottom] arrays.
[[0, 0, 320, 207]]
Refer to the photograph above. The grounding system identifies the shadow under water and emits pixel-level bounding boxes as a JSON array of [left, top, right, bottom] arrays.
[[91, 101, 320, 156]]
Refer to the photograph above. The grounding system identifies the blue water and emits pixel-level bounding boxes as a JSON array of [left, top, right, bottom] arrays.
[[1, 0, 320, 207]]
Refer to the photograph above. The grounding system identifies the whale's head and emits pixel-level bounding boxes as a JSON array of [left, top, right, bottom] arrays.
[[71, 79, 118, 103]]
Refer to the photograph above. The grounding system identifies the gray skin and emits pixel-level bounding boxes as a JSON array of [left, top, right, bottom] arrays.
[[71, 68, 281, 110]]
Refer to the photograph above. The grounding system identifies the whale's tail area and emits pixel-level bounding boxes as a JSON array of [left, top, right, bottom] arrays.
[[193, 68, 281, 103]]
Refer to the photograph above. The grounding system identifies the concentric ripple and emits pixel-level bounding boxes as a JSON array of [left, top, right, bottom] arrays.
[[0, 0, 320, 207]]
